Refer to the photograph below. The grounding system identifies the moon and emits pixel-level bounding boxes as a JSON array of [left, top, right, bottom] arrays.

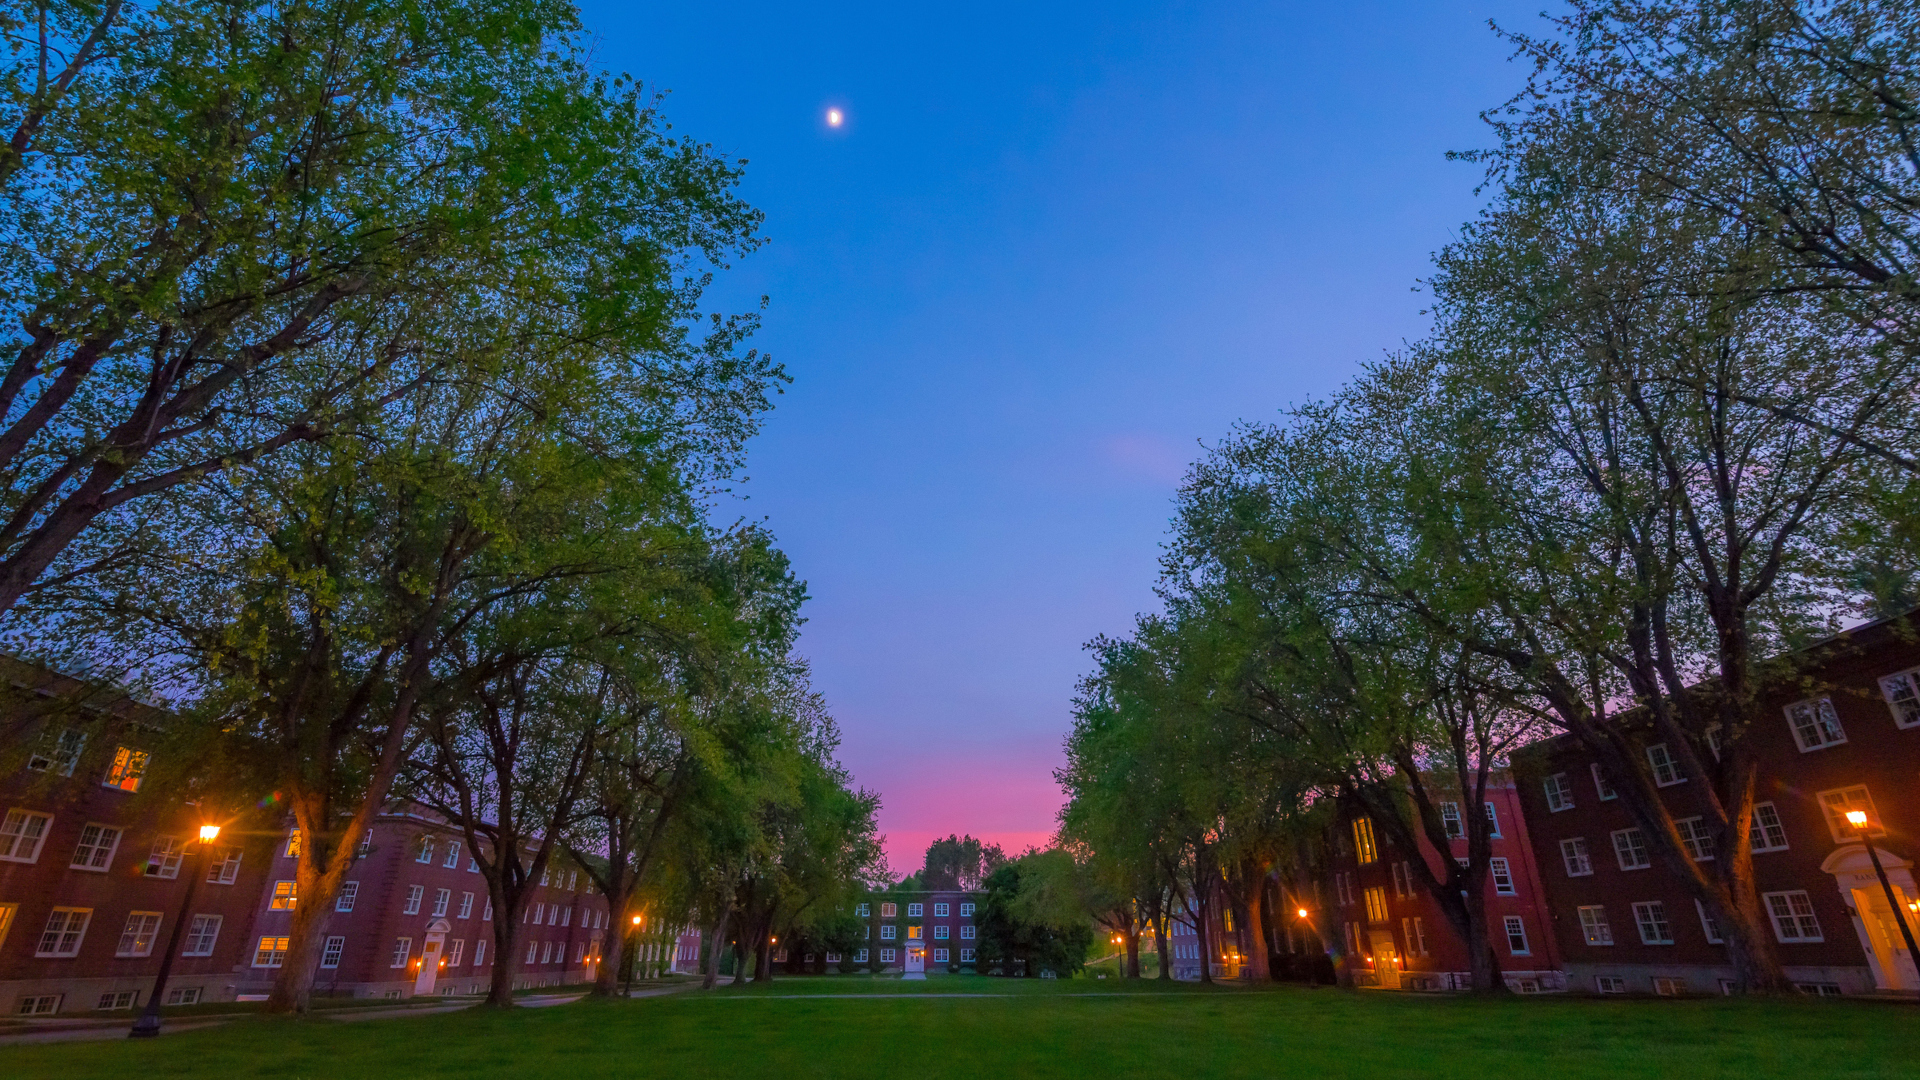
[[826, 108, 844, 128]]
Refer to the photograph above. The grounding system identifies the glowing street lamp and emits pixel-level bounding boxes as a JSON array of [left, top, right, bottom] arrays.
[[129, 824, 221, 1038], [624, 914, 644, 996], [1846, 810, 1920, 970]]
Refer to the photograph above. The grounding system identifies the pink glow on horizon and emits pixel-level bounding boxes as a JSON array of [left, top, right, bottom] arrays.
[[861, 760, 1065, 878]]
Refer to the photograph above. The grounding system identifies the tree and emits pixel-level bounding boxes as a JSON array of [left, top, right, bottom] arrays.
[[974, 851, 1095, 979], [920, 834, 1007, 892]]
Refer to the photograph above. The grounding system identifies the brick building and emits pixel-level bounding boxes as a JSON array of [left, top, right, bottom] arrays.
[[1511, 617, 1920, 997], [852, 889, 982, 972]]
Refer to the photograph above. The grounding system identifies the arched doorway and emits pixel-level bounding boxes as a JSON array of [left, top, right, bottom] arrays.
[[414, 918, 453, 996], [1821, 845, 1919, 991]]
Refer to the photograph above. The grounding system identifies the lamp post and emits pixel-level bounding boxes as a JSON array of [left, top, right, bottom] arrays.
[[1848, 810, 1920, 976], [624, 915, 642, 996], [130, 824, 220, 1038]]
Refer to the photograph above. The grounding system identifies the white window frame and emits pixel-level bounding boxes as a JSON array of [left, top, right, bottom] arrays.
[[392, 937, 414, 968], [880, 924, 897, 940], [1440, 801, 1463, 839], [1577, 905, 1613, 946], [1611, 828, 1651, 870], [1595, 975, 1626, 994], [1818, 786, 1884, 842], [959, 903, 975, 916], [116, 910, 163, 957], [907, 902, 924, 918], [1560, 837, 1593, 877], [0, 808, 52, 863], [934, 903, 949, 917], [1676, 816, 1716, 862], [320, 935, 346, 968], [253, 935, 289, 968], [206, 846, 242, 884], [433, 888, 451, 917], [70, 822, 122, 871], [934, 925, 949, 940], [1880, 667, 1920, 729], [1748, 802, 1790, 853], [1489, 857, 1516, 895], [1646, 743, 1684, 787], [269, 880, 297, 910], [144, 835, 184, 879], [415, 837, 434, 863], [183, 914, 222, 957], [1544, 773, 1575, 812], [459, 892, 475, 919], [1764, 890, 1824, 942], [1484, 802, 1502, 837], [1785, 697, 1847, 752], [1633, 901, 1674, 945], [1591, 763, 1617, 801], [403, 884, 423, 915], [336, 881, 359, 913], [448, 939, 465, 967], [473, 938, 487, 968], [1503, 915, 1530, 956], [443, 840, 463, 868], [103, 746, 149, 792], [855, 903, 870, 917], [1696, 899, 1724, 944], [960, 925, 975, 940]]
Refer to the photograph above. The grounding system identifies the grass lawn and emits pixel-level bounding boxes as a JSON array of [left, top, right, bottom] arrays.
[[4, 974, 1916, 1079]]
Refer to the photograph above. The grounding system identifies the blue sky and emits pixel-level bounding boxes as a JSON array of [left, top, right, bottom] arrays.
[[581, 0, 1544, 871]]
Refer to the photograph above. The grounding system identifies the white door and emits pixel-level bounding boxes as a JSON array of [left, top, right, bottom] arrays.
[[414, 936, 444, 995], [905, 946, 925, 973]]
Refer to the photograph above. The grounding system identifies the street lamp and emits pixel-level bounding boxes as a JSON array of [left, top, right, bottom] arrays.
[[1846, 810, 1920, 972], [130, 824, 221, 1038], [624, 914, 643, 997]]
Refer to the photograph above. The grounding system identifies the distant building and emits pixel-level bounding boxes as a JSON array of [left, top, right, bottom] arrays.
[[846, 888, 983, 973]]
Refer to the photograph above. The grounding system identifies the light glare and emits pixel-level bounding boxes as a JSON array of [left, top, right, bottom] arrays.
[[826, 108, 843, 128]]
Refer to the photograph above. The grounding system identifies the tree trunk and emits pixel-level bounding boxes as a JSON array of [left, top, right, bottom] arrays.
[[701, 905, 731, 990], [1124, 928, 1141, 979], [1243, 880, 1271, 982], [1152, 907, 1170, 980], [487, 906, 524, 1007], [1194, 883, 1214, 985], [593, 888, 631, 997]]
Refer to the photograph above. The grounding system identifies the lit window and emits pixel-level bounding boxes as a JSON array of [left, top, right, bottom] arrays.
[[1591, 764, 1617, 801], [269, 881, 298, 910], [70, 823, 122, 871], [444, 841, 462, 868], [337, 881, 360, 912], [1363, 887, 1389, 924], [183, 915, 222, 957], [1484, 803, 1502, 837], [116, 911, 163, 957], [103, 746, 148, 793], [1765, 891, 1824, 942], [1676, 817, 1716, 861], [1440, 802, 1463, 839], [403, 885, 424, 915], [284, 830, 302, 858], [1489, 858, 1516, 895], [253, 936, 290, 968], [391, 937, 413, 968], [433, 888, 451, 917], [1785, 697, 1847, 752], [934, 903, 949, 917], [1632, 901, 1674, 945], [144, 836, 184, 879], [1880, 668, 1920, 728], [459, 892, 475, 919], [1560, 838, 1592, 877], [1749, 802, 1789, 852], [206, 847, 242, 884], [0, 903, 15, 951], [1543, 773, 1574, 812], [1646, 744, 1683, 787], [320, 935, 346, 968], [1504, 916, 1529, 955], [1577, 906, 1612, 946], [416, 837, 434, 864], [1818, 786, 1883, 842], [1353, 818, 1379, 864], [1611, 828, 1651, 870], [0, 808, 52, 863], [908, 925, 922, 940], [1696, 900, 1724, 944]]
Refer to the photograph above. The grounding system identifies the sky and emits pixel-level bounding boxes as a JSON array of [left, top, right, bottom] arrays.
[[579, 0, 1546, 873]]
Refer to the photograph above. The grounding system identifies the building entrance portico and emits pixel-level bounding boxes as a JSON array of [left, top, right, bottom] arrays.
[[1368, 930, 1401, 990], [1823, 846, 1920, 991], [904, 945, 926, 979], [413, 918, 453, 996]]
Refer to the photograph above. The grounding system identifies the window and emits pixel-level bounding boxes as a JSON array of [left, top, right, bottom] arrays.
[[336, 881, 360, 913], [449, 939, 465, 967], [183, 914, 221, 957], [1818, 786, 1883, 842], [0, 808, 52, 862], [1402, 916, 1428, 957], [17, 994, 60, 1015], [284, 830, 302, 858], [473, 939, 486, 968], [1353, 818, 1379, 863], [268, 881, 298, 910], [467, 857, 477, 873], [1612, 828, 1651, 870], [880, 948, 896, 964], [459, 892, 474, 919], [97, 990, 137, 1010], [207, 847, 241, 884], [1749, 802, 1789, 852], [103, 746, 148, 792], [1390, 861, 1404, 898], [70, 823, 122, 871], [0, 903, 14, 951], [568, 871, 577, 890], [26, 728, 84, 775], [1595, 976, 1626, 994], [934, 903, 949, 917], [528, 903, 542, 924], [483, 898, 492, 921], [1544, 773, 1575, 812], [1484, 803, 1502, 837], [1633, 901, 1674, 944], [1440, 802, 1463, 839], [881, 924, 897, 940], [548, 905, 560, 926], [415, 837, 434, 863], [540, 869, 550, 887], [908, 902, 924, 917], [959, 903, 975, 916], [433, 888, 451, 917], [164, 987, 201, 1006], [934, 925, 950, 940], [960, 925, 975, 940], [934, 948, 949, 963], [855, 903, 870, 917], [319, 935, 346, 968], [1696, 900, 1725, 944], [1644, 743, 1683, 787], [855, 948, 869, 963], [1591, 763, 1617, 801], [881, 902, 897, 918], [392, 938, 413, 968], [1364, 886, 1389, 924], [1677, 817, 1716, 862], [403, 885, 424, 915], [1489, 857, 1516, 895], [1560, 837, 1593, 877], [444, 841, 462, 868], [1880, 668, 1920, 728], [253, 936, 290, 968], [1786, 697, 1847, 751], [1504, 916, 1530, 955], [1765, 891, 1824, 942], [1652, 976, 1687, 996], [960, 948, 975, 963], [561, 907, 571, 927], [145, 836, 184, 879], [117, 911, 162, 957], [1577, 906, 1613, 946]]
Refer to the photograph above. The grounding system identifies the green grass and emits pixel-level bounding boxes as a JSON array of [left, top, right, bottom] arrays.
[[5, 975, 1917, 1079]]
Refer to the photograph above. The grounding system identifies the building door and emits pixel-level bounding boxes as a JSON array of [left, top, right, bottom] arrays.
[[1368, 930, 1401, 990], [1823, 846, 1920, 991], [905, 946, 925, 974], [414, 918, 452, 996]]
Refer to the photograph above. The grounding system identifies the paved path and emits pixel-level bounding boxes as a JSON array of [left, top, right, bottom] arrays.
[[0, 1019, 233, 1047]]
